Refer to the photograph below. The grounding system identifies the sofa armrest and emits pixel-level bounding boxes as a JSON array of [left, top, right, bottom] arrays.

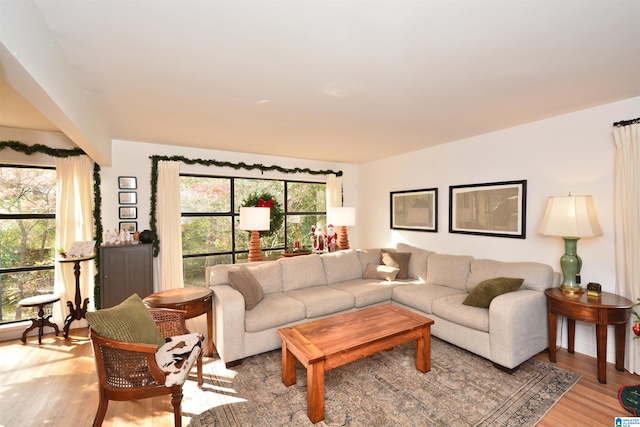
[[211, 284, 246, 364], [488, 290, 548, 369]]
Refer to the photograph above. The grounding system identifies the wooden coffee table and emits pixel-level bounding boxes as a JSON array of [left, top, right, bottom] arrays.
[[277, 304, 434, 423]]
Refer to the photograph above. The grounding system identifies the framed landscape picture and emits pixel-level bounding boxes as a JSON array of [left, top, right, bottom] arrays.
[[118, 176, 137, 189], [119, 206, 138, 220], [390, 188, 438, 232], [118, 191, 137, 204], [449, 180, 526, 239]]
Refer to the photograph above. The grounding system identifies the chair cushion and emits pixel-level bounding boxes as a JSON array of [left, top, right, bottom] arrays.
[[86, 293, 166, 347], [228, 268, 264, 310], [462, 277, 524, 308], [155, 332, 204, 386]]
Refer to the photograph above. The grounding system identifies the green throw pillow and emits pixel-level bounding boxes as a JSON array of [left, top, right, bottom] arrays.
[[381, 249, 411, 279], [228, 268, 264, 310], [463, 277, 524, 308], [86, 293, 166, 347]]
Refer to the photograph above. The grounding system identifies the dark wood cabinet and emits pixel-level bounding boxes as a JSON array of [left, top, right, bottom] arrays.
[[99, 244, 153, 308]]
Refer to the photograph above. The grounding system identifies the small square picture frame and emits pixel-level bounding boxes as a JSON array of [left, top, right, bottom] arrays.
[[118, 191, 137, 204], [119, 221, 138, 234], [118, 176, 137, 190], [119, 206, 137, 220]]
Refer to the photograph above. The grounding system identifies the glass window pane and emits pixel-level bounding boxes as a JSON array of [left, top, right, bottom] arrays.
[[183, 255, 232, 288], [286, 214, 326, 251], [0, 270, 55, 323], [234, 179, 284, 212], [0, 219, 56, 268], [0, 167, 56, 215], [180, 176, 231, 213], [182, 216, 232, 255], [287, 182, 326, 213]]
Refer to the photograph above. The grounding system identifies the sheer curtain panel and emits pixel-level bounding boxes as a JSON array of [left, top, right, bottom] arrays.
[[613, 119, 640, 374], [157, 160, 184, 291], [326, 174, 343, 224], [53, 155, 95, 328]]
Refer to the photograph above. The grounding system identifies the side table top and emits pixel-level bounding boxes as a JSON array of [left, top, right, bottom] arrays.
[[143, 287, 213, 307], [545, 287, 632, 309]]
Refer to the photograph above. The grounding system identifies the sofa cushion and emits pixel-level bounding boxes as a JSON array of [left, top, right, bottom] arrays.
[[279, 254, 327, 291], [381, 249, 411, 279], [432, 294, 490, 333], [330, 279, 408, 307], [466, 259, 555, 293], [396, 243, 434, 281], [244, 293, 306, 333], [321, 250, 363, 283], [208, 261, 270, 287], [86, 293, 166, 348], [357, 248, 382, 273], [228, 268, 264, 310], [362, 264, 399, 281], [462, 277, 524, 308], [392, 283, 466, 314], [285, 286, 354, 318], [426, 254, 474, 291], [246, 261, 283, 294]]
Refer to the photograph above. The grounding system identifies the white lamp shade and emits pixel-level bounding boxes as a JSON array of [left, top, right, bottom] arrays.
[[239, 207, 270, 231], [330, 207, 356, 226], [538, 195, 603, 238]]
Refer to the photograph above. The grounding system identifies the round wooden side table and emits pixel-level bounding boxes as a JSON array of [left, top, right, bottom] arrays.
[[143, 288, 214, 356]]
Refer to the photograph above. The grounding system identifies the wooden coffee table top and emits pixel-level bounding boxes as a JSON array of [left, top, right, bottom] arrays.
[[279, 304, 433, 364]]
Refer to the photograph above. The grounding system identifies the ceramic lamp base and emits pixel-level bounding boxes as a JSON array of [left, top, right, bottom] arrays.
[[248, 230, 263, 262]]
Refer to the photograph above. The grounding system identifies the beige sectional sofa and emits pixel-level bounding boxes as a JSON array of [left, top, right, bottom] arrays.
[[206, 243, 559, 371]]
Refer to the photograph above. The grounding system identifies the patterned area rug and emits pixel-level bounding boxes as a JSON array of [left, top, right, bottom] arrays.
[[183, 338, 580, 427]]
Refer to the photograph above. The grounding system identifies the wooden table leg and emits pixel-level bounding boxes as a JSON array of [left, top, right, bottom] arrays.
[[206, 306, 214, 356], [615, 323, 627, 372], [281, 342, 297, 387], [596, 323, 607, 384], [306, 360, 326, 424], [567, 318, 576, 354], [415, 325, 431, 373], [548, 311, 557, 363]]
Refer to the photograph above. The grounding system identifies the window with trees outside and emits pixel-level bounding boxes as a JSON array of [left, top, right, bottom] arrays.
[[181, 175, 326, 287], [0, 165, 57, 325]]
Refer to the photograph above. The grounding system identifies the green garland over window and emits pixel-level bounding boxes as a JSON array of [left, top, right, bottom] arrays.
[[149, 155, 342, 256], [1, 140, 104, 307]]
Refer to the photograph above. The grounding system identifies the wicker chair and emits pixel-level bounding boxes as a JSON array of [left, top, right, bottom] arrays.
[[89, 308, 203, 427]]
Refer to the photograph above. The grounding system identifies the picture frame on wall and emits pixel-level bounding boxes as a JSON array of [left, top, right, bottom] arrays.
[[449, 180, 527, 239], [118, 191, 137, 204], [118, 176, 137, 189], [119, 221, 137, 234], [119, 206, 137, 220], [390, 188, 438, 232]]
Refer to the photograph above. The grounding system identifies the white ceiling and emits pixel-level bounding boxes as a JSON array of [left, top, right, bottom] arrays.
[[2, 0, 640, 164]]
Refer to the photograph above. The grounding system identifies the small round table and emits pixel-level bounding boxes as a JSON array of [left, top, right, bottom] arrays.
[[143, 288, 214, 356], [58, 255, 95, 338], [18, 294, 60, 344]]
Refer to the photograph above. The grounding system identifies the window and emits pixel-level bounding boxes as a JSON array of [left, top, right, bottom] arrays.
[[0, 165, 57, 325], [180, 175, 326, 287]]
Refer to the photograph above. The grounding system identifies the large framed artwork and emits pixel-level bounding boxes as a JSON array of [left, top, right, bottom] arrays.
[[390, 188, 438, 232], [449, 180, 526, 238]]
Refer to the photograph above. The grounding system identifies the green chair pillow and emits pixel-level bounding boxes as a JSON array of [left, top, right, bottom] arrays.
[[86, 293, 166, 347], [463, 277, 524, 308]]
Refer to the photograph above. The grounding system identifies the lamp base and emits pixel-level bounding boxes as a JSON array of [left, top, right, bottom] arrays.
[[338, 226, 350, 250], [560, 284, 583, 295], [248, 230, 263, 262]]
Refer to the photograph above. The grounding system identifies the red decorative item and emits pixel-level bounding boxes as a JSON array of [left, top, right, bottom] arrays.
[[633, 323, 640, 337], [257, 198, 274, 209]]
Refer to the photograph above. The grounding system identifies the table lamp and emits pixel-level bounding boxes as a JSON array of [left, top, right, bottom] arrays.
[[239, 207, 271, 262], [538, 194, 603, 294], [330, 207, 356, 250]]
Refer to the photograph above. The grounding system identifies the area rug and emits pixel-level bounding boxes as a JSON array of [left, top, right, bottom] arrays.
[[183, 338, 580, 427], [619, 384, 640, 416]]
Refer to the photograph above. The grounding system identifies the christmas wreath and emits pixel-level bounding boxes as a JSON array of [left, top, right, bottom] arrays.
[[242, 192, 284, 238]]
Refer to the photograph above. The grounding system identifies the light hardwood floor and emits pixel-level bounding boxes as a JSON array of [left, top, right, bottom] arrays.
[[0, 327, 637, 426]]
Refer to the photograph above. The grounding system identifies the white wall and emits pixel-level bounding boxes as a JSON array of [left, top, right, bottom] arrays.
[[357, 96, 640, 364]]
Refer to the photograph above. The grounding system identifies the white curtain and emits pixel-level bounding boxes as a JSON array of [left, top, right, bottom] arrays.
[[157, 160, 184, 291], [53, 156, 95, 328], [326, 174, 343, 224], [613, 121, 640, 374]]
